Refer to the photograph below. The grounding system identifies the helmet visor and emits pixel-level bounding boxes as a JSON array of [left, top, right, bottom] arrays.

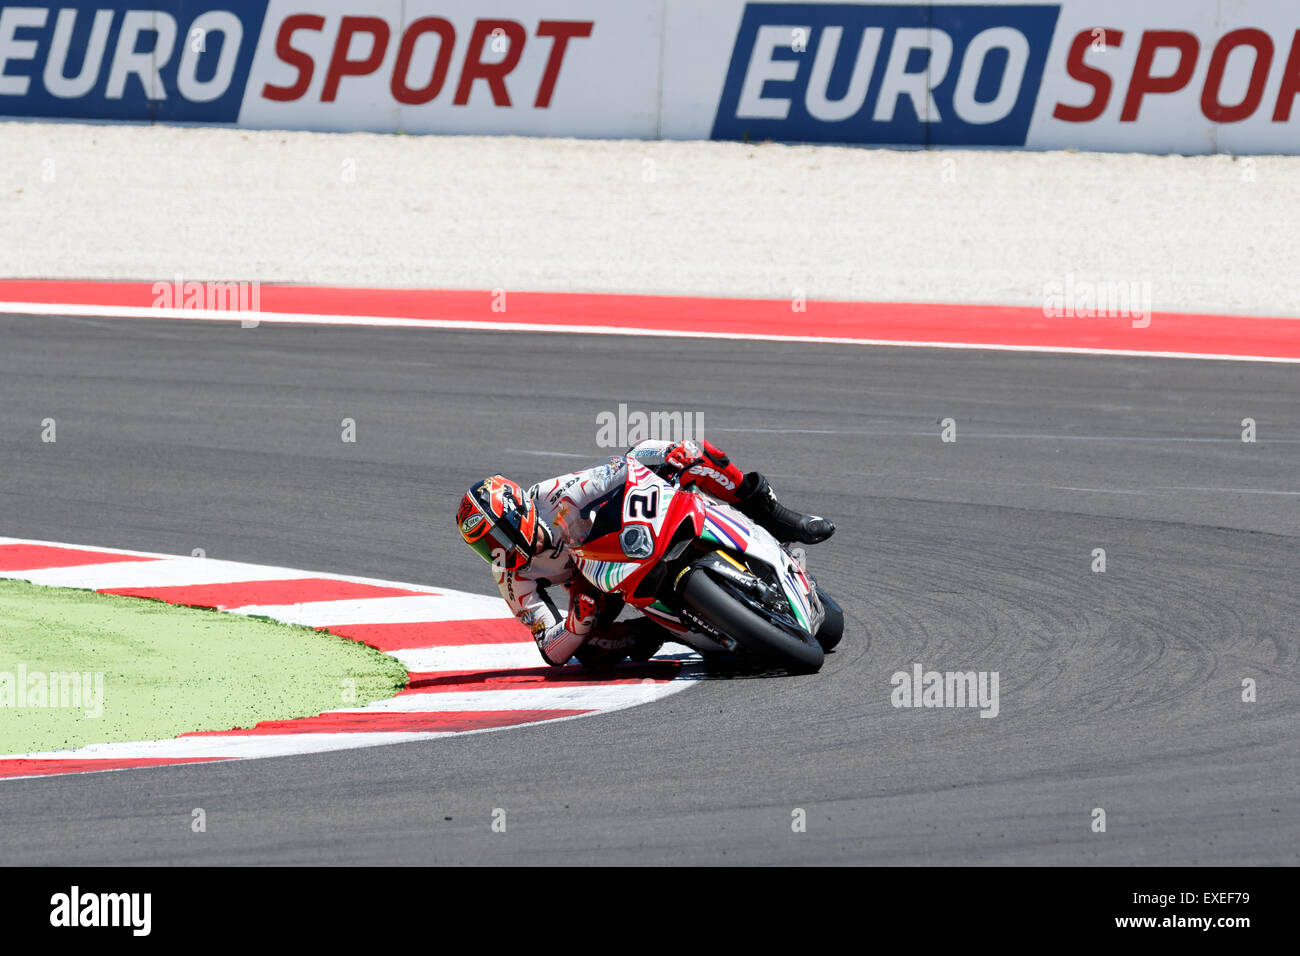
[[465, 524, 514, 567], [466, 508, 533, 569]]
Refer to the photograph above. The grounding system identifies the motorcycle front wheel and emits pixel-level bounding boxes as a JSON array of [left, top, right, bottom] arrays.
[[680, 570, 824, 673]]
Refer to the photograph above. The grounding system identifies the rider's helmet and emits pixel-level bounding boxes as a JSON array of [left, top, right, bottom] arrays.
[[456, 476, 539, 571]]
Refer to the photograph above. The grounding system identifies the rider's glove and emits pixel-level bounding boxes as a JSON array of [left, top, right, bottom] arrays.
[[664, 440, 744, 503]]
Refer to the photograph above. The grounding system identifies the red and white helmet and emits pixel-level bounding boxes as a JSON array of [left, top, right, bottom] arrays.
[[456, 475, 539, 571]]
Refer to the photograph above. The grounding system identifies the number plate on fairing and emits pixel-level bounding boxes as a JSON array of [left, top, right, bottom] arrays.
[[621, 462, 675, 537]]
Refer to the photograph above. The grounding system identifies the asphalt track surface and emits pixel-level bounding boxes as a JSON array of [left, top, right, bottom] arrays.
[[1, 313, 1297, 865]]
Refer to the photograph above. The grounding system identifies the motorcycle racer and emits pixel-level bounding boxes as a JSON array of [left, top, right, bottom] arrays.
[[455, 440, 834, 668]]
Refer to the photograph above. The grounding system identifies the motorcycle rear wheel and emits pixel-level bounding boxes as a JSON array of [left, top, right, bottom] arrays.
[[680, 571, 824, 673]]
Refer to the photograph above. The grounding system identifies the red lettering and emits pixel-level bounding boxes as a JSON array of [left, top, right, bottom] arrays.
[[1202, 29, 1273, 122], [1274, 30, 1300, 121], [534, 20, 593, 108], [1121, 30, 1199, 122], [1053, 28, 1123, 122], [322, 16, 390, 103], [262, 14, 324, 102], [391, 17, 455, 105], [454, 19, 526, 106]]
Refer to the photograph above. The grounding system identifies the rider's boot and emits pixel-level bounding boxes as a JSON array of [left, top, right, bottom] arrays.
[[576, 617, 666, 669], [624, 618, 667, 662], [734, 472, 835, 545]]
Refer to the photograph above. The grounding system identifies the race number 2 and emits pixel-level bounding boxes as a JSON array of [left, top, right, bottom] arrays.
[[626, 488, 659, 520]]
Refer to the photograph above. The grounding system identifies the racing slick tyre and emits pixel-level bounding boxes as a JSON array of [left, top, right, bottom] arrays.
[[814, 587, 844, 652], [681, 570, 825, 673]]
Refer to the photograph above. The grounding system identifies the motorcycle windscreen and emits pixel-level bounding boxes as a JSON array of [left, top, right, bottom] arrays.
[[564, 481, 628, 553]]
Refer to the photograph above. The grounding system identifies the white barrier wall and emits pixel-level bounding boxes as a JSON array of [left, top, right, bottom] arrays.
[[0, 0, 1297, 152]]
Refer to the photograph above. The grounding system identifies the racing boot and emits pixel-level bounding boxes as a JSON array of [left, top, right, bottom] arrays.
[[734, 472, 835, 545], [575, 618, 665, 669], [623, 617, 667, 663]]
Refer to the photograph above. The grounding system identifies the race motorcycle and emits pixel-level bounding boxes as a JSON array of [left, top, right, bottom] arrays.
[[566, 457, 843, 672]]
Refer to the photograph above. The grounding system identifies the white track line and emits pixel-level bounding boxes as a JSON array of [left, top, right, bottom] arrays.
[[4, 732, 448, 761], [9, 558, 313, 591], [393, 642, 553, 673], [333, 682, 686, 713], [231, 593, 513, 625], [0, 536, 462, 595], [2, 301, 1297, 363]]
